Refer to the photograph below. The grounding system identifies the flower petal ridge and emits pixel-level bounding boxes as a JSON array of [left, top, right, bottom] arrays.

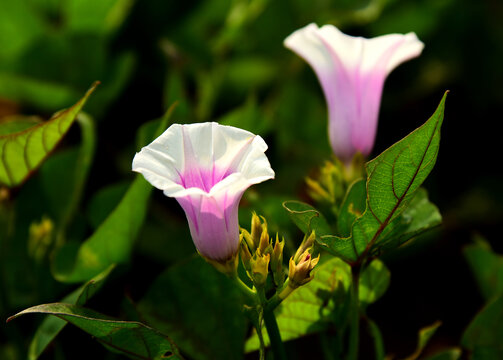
[[132, 122, 274, 261]]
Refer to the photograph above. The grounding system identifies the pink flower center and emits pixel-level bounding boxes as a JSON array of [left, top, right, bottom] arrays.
[[178, 166, 233, 192]]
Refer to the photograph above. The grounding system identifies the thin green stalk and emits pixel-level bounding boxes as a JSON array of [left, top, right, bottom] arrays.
[[233, 275, 258, 304], [348, 265, 361, 360], [265, 279, 293, 311], [256, 312, 266, 360], [366, 317, 385, 360], [263, 307, 287, 360]]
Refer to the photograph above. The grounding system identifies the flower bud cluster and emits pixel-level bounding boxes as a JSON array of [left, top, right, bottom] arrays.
[[306, 155, 365, 208], [240, 213, 285, 289]]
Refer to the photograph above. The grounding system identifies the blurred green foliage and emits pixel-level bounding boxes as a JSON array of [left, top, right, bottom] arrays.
[[0, 0, 502, 359]]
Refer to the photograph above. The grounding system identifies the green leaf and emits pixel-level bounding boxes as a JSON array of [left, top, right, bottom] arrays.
[[0, 82, 98, 187], [8, 303, 183, 360], [462, 294, 503, 358], [39, 113, 96, 239], [282, 200, 333, 240], [62, 0, 134, 35], [374, 188, 442, 252], [51, 105, 176, 283], [319, 93, 447, 263], [86, 181, 129, 230], [245, 257, 352, 351], [28, 265, 115, 360], [463, 236, 503, 300], [337, 179, 366, 237], [404, 321, 442, 360], [138, 256, 247, 360], [52, 175, 151, 283], [359, 259, 390, 309]]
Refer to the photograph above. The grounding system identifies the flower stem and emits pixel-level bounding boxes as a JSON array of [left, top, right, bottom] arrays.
[[263, 307, 287, 360], [232, 275, 257, 304], [348, 265, 361, 360], [265, 279, 293, 311]]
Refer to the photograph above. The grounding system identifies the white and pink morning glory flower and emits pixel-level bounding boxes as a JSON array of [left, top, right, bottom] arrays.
[[284, 23, 424, 164], [132, 122, 274, 262]]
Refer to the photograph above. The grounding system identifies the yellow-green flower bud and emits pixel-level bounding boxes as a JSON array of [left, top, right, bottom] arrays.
[[288, 250, 320, 288], [250, 212, 263, 250], [240, 229, 255, 254], [240, 241, 253, 273], [258, 227, 271, 256], [270, 235, 285, 287], [250, 253, 270, 288], [28, 216, 54, 263], [293, 231, 316, 263]]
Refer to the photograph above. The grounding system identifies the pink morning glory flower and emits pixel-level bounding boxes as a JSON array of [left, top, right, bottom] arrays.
[[284, 23, 424, 164], [132, 122, 274, 262]]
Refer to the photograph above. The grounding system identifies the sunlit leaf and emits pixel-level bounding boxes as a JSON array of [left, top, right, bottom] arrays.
[[319, 93, 447, 263], [138, 256, 246, 360], [245, 257, 352, 351], [28, 265, 115, 360], [0, 83, 98, 187], [282, 200, 333, 241], [8, 303, 183, 360]]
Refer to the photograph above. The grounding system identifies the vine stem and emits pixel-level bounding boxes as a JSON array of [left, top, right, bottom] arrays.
[[263, 306, 287, 360], [348, 265, 361, 360], [254, 287, 286, 360], [232, 275, 257, 305]]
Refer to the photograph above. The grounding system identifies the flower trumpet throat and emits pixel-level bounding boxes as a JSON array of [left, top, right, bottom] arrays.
[[284, 23, 424, 164], [132, 122, 274, 269]]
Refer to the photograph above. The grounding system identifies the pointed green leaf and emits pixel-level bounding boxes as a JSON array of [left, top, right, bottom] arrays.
[[52, 175, 151, 283], [337, 179, 366, 237], [319, 93, 447, 262], [28, 265, 115, 360], [463, 236, 503, 300], [359, 259, 390, 309], [282, 200, 332, 240], [245, 257, 352, 351], [138, 256, 246, 360], [8, 303, 183, 360], [51, 104, 176, 283], [0, 83, 98, 187], [404, 321, 442, 360], [373, 188, 442, 252], [462, 294, 503, 359]]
